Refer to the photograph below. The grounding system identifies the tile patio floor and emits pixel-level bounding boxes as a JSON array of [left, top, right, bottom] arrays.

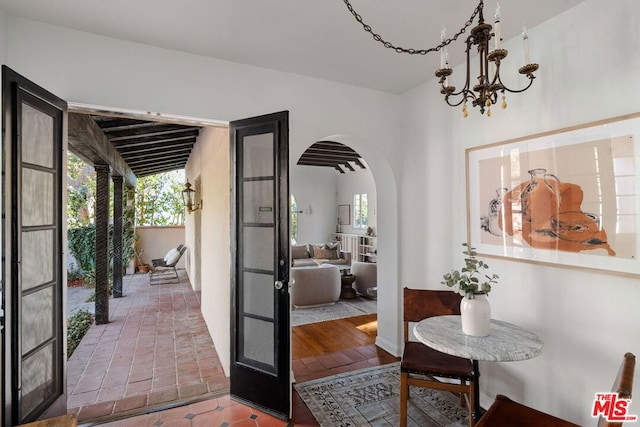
[[67, 271, 229, 423], [67, 271, 397, 426]]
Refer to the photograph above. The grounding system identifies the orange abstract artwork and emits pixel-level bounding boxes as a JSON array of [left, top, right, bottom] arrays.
[[492, 168, 616, 256]]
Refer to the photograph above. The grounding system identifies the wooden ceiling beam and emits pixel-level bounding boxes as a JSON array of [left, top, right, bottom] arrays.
[[134, 163, 186, 176], [107, 126, 200, 142], [115, 136, 196, 152], [126, 153, 190, 167], [68, 113, 137, 186]]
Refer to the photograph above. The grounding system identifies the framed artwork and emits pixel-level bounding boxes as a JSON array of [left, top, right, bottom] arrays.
[[466, 113, 640, 276], [338, 204, 351, 225]]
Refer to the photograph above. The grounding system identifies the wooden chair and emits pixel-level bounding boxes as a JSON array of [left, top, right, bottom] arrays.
[[400, 288, 475, 427], [475, 352, 636, 427]]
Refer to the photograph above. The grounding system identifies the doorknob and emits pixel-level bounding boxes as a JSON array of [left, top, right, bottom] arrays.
[[274, 280, 284, 290]]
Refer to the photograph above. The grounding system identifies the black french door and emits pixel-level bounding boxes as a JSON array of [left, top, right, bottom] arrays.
[[229, 111, 290, 419], [2, 66, 67, 425]]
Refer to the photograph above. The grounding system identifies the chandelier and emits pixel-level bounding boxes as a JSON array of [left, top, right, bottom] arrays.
[[343, 0, 539, 117]]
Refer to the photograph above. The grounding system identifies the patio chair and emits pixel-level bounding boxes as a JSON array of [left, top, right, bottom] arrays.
[[150, 245, 186, 284], [475, 352, 635, 427]]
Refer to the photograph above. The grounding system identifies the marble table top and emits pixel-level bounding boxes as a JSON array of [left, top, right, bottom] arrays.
[[414, 315, 544, 362]]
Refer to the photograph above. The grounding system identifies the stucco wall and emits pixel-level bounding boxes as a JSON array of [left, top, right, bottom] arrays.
[[399, 0, 640, 424], [135, 226, 186, 269], [185, 126, 231, 375]]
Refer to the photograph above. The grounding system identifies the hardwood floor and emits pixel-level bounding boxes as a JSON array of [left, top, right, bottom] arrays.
[[292, 313, 378, 358], [291, 313, 400, 426]]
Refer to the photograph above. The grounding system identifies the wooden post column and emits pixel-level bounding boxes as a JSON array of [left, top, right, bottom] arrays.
[[95, 163, 111, 324], [112, 175, 124, 298]]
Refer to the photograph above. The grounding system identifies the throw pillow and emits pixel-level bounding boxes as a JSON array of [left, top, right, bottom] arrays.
[[164, 248, 181, 265], [308, 244, 323, 258], [325, 241, 340, 251], [291, 245, 309, 259], [315, 248, 338, 260]]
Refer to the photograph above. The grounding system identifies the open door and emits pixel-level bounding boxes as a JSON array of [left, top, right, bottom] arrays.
[[230, 111, 290, 419], [2, 66, 67, 425]]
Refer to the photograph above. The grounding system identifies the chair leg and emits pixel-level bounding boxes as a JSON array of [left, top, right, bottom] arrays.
[[400, 372, 409, 427], [467, 384, 475, 427]]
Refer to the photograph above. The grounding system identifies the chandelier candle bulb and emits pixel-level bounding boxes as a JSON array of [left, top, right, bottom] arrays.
[[523, 25, 530, 64], [440, 27, 447, 68], [494, 3, 501, 49]]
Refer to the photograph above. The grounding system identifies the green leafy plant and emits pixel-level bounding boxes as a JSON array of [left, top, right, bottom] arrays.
[[441, 243, 499, 299], [67, 309, 94, 359]]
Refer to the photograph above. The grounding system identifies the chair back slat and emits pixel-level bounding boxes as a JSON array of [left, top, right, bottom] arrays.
[[403, 288, 462, 342], [403, 288, 462, 322]]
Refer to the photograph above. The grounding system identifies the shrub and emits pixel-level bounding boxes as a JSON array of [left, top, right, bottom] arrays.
[[67, 309, 94, 359]]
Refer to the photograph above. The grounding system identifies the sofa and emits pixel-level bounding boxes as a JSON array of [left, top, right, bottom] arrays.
[[290, 264, 341, 308], [291, 242, 351, 267]]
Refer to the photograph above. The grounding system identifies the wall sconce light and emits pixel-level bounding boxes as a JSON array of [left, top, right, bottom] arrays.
[[182, 180, 202, 214]]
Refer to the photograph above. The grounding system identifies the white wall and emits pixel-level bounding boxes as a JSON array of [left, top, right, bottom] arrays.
[[0, 7, 6, 64], [290, 165, 337, 244], [336, 167, 377, 235], [185, 126, 231, 375], [399, 0, 640, 424]]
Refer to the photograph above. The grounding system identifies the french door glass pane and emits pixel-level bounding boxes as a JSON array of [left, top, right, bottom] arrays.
[[243, 317, 274, 366], [21, 342, 54, 417], [243, 181, 274, 223], [243, 133, 273, 178], [243, 227, 274, 272], [21, 103, 54, 168], [21, 230, 54, 290], [21, 287, 54, 354], [243, 272, 275, 318], [21, 168, 54, 226]]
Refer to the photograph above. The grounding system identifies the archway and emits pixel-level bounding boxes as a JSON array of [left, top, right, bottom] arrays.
[[291, 135, 400, 356]]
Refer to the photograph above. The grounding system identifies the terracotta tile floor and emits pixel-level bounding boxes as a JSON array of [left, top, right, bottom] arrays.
[[94, 343, 397, 426], [68, 272, 398, 426], [67, 272, 229, 423]]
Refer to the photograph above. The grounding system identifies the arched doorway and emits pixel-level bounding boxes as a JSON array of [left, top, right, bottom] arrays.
[[291, 136, 400, 356]]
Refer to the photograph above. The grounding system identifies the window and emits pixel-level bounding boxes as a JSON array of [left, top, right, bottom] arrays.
[[353, 193, 368, 228]]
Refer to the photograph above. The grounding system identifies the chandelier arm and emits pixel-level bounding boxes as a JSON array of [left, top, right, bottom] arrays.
[[444, 96, 467, 108], [342, 0, 484, 55], [498, 76, 536, 94]]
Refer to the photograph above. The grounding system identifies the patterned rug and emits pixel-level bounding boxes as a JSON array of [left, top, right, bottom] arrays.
[[291, 297, 377, 326], [295, 363, 469, 427]]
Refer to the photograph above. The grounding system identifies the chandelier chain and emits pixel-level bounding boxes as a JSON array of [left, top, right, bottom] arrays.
[[342, 0, 484, 55]]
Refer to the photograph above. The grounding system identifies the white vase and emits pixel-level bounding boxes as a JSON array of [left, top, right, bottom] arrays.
[[460, 293, 491, 337]]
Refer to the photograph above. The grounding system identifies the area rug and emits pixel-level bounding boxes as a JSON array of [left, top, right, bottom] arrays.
[[292, 298, 377, 326], [295, 362, 468, 427]]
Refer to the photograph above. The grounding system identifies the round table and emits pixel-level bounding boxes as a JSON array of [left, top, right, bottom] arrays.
[[413, 315, 543, 422]]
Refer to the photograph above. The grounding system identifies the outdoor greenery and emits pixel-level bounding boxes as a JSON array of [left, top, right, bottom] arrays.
[[67, 153, 184, 282], [136, 171, 186, 226], [67, 309, 93, 359]]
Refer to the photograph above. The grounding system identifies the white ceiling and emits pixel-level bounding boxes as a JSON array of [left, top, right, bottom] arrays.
[[0, 0, 587, 94]]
